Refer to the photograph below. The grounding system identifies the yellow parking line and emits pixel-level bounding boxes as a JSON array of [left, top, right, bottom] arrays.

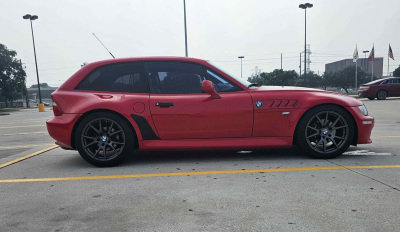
[[0, 144, 56, 150], [0, 145, 58, 169], [0, 125, 45, 129], [1, 165, 399, 183], [371, 136, 400, 138], [0, 131, 48, 136]]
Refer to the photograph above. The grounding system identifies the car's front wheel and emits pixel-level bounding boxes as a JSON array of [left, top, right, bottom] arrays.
[[75, 112, 135, 167], [296, 105, 354, 159]]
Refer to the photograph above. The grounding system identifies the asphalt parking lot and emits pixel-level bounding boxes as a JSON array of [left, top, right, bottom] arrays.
[[1, 98, 400, 231]]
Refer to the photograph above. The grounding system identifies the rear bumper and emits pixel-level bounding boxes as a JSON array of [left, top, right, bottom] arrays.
[[345, 106, 374, 144], [46, 114, 82, 149]]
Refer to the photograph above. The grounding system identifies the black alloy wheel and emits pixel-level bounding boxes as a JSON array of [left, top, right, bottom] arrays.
[[296, 105, 354, 159], [75, 112, 135, 167], [377, 90, 387, 100]]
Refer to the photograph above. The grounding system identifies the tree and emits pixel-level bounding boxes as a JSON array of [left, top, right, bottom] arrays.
[[248, 69, 298, 86], [393, 65, 400, 77], [30, 83, 50, 88], [0, 44, 27, 107], [323, 66, 374, 93]]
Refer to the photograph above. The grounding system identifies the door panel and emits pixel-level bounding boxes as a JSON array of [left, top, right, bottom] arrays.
[[149, 92, 253, 139]]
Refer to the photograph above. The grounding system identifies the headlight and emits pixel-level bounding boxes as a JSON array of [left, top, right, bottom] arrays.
[[358, 105, 368, 116]]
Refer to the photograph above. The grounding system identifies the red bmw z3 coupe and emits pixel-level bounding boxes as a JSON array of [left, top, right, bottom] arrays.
[[46, 57, 375, 167]]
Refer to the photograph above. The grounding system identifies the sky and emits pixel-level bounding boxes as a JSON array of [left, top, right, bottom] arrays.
[[1, 0, 400, 87]]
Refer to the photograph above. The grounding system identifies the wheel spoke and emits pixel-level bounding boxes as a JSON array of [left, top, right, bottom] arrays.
[[89, 124, 100, 134], [82, 135, 96, 140], [93, 149, 100, 158], [110, 130, 122, 136], [323, 140, 326, 152], [332, 115, 341, 127], [333, 125, 347, 130], [102, 148, 107, 160], [111, 141, 125, 145], [83, 141, 97, 148], [307, 126, 319, 132], [334, 135, 346, 140], [307, 132, 319, 138], [107, 144, 119, 155], [108, 122, 114, 134], [99, 120, 102, 133], [325, 112, 329, 125], [315, 115, 323, 126], [330, 138, 339, 148]]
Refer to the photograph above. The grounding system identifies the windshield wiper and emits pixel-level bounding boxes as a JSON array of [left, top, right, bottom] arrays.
[[248, 83, 258, 88]]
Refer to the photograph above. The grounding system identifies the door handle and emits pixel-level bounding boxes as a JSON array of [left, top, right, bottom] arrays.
[[155, 102, 174, 107]]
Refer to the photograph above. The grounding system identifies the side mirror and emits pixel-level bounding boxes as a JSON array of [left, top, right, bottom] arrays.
[[201, 80, 221, 99]]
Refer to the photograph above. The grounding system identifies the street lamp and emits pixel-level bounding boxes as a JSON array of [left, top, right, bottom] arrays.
[[238, 56, 244, 78], [363, 50, 369, 72], [23, 14, 44, 112], [299, 3, 313, 80]]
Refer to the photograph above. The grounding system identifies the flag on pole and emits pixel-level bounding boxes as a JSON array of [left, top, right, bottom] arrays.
[[368, 46, 374, 61], [389, 44, 395, 60], [353, 45, 358, 62]]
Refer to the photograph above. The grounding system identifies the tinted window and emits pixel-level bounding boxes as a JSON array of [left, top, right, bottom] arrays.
[[205, 69, 242, 92], [390, 79, 399, 84], [76, 62, 148, 93], [146, 62, 205, 94]]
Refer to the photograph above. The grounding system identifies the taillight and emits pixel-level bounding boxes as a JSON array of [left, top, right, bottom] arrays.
[[52, 101, 62, 116]]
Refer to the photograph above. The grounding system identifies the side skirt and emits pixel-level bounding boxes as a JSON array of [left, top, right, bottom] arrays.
[[138, 137, 293, 151]]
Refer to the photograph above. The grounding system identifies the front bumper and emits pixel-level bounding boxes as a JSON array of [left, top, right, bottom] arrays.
[[346, 106, 374, 144], [46, 114, 82, 149]]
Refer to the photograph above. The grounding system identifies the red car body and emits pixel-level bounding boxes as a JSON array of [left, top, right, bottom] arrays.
[[47, 57, 374, 164], [358, 77, 400, 100]]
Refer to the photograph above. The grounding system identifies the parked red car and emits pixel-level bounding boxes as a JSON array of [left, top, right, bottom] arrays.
[[358, 77, 400, 100], [47, 57, 374, 166]]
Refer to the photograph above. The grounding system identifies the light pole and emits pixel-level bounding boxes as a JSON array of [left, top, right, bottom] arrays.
[[238, 56, 244, 78], [183, 0, 188, 57], [299, 3, 313, 81], [363, 50, 369, 72], [23, 14, 44, 112]]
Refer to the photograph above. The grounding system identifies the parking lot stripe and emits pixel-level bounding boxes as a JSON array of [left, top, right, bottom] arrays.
[[1, 165, 399, 183], [0, 145, 58, 169], [0, 131, 48, 136], [0, 144, 56, 150], [0, 125, 45, 129]]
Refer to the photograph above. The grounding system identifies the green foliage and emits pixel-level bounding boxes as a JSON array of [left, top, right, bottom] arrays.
[[393, 65, 400, 77], [30, 83, 50, 88], [0, 43, 27, 105], [324, 66, 378, 93], [248, 69, 298, 86]]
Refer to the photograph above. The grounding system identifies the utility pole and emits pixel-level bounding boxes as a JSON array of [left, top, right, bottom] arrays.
[[238, 56, 244, 78], [299, 53, 302, 77], [281, 53, 282, 69], [183, 0, 188, 57]]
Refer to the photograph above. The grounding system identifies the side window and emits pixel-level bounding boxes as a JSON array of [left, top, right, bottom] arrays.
[[146, 62, 205, 94], [392, 79, 399, 84], [76, 62, 148, 93], [381, 80, 388, 85], [205, 69, 242, 92]]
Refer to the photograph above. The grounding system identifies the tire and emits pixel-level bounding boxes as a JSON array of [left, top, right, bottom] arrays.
[[296, 105, 354, 159], [75, 112, 135, 167], [368, 97, 375, 100], [376, 90, 387, 100]]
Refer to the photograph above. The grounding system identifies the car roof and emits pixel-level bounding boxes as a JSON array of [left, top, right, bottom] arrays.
[[88, 56, 209, 67]]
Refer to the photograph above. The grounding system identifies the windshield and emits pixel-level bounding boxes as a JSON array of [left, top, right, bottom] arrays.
[[207, 61, 252, 88]]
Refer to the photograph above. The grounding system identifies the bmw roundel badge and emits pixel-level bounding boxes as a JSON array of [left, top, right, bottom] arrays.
[[256, 101, 262, 108]]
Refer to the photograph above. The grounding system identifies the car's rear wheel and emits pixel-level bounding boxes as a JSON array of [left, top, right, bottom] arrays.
[[368, 97, 375, 100], [377, 90, 387, 100], [296, 105, 354, 159], [75, 112, 135, 167]]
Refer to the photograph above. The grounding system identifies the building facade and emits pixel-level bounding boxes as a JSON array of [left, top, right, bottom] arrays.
[[325, 58, 383, 77]]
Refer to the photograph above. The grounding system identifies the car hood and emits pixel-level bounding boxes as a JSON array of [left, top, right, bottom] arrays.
[[248, 86, 362, 107]]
